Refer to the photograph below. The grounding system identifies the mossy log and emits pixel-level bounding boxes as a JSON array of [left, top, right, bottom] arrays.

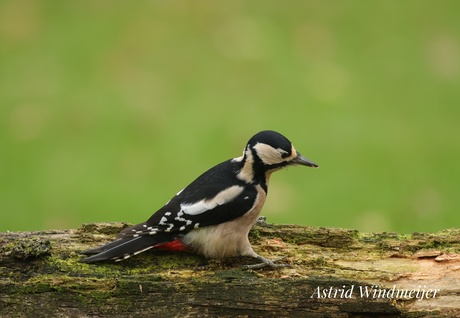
[[1, 222, 460, 317]]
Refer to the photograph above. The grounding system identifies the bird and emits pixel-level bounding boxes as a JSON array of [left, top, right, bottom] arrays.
[[80, 130, 318, 269]]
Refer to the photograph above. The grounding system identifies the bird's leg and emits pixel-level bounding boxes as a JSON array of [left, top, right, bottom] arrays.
[[242, 255, 289, 270]]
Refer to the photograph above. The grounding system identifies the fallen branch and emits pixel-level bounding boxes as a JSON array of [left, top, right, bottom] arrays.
[[1, 223, 460, 317]]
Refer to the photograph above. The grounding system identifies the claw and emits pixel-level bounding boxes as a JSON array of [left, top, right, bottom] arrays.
[[255, 216, 270, 227], [242, 255, 289, 270]]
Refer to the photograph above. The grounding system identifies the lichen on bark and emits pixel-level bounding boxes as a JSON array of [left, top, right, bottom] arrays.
[[1, 223, 460, 317]]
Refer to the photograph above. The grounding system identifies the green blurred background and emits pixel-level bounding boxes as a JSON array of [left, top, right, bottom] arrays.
[[1, 1, 459, 233]]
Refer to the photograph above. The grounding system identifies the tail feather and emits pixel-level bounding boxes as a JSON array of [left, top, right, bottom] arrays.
[[80, 234, 172, 263], [80, 238, 128, 255]]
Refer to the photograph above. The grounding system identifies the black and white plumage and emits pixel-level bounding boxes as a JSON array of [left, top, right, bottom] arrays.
[[81, 130, 318, 268]]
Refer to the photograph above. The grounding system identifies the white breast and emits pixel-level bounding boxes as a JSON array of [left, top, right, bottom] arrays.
[[182, 184, 267, 259]]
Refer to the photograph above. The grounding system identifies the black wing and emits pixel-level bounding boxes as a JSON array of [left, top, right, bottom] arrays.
[[80, 159, 258, 263], [119, 159, 258, 237]]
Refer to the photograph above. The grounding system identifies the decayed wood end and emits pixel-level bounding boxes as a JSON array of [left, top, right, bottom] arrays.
[[1, 223, 460, 317]]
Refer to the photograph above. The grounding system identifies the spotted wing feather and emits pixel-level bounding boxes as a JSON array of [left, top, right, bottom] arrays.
[[120, 160, 258, 237], [80, 159, 257, 263]]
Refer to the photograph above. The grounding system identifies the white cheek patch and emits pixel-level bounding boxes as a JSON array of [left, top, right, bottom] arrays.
[[253, 143, 287, 165], [181, 185, 244, 216]]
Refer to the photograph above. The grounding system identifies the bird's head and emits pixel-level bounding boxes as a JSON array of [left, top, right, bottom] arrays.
[[241, 130, 318, 174], [234, 130, 318, 184]]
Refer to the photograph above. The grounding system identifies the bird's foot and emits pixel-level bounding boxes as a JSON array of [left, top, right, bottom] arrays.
[[242, 255, 289, 270], [255, 216, 269, 227]]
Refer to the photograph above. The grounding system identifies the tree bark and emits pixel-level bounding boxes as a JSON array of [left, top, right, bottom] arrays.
[[1, 222, 459, 317]]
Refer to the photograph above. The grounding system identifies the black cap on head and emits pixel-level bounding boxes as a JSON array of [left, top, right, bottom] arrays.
[[247, 130, 292, 154]]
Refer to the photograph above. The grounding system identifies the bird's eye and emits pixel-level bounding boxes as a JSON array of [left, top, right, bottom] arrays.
[[281, 151, 290, 159]]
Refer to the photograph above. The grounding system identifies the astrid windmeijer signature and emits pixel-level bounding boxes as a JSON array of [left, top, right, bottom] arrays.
[[310, 285, 440, 301]]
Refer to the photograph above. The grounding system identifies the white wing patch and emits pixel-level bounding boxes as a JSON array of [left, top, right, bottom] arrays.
[[181, 185, 244, 216], [132, 186, 245, 235]]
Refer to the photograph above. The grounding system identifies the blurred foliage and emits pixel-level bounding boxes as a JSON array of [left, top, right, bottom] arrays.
[[0, 0, 459, 233]]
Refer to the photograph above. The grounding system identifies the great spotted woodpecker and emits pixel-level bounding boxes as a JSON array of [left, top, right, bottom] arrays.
[[81, 130, 318, 268]]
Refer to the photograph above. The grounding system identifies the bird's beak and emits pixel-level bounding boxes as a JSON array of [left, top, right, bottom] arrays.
[[292, 153, 319, 168]]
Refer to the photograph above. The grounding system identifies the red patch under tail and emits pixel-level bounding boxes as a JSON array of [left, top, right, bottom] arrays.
[[153, 239, 189, 252]]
